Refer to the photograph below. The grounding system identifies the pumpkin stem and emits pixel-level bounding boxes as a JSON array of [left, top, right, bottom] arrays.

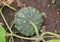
[[6, 33, 38, 40], [29, 21, 46, 42], [29, 21, 40, 38]]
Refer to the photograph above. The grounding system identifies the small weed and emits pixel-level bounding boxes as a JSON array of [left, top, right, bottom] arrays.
[[51, 0, 56, 4], [47, 0, 56, 8]]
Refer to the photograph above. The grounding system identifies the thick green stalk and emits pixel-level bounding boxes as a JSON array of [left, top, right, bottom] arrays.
[[41, 32, 60, 38], [6, 33, 37, 40], [29, 21, 40, 38]]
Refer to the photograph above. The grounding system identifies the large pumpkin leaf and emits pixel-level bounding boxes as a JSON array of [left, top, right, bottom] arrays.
[[47, 40, 60, 42], [0, 25, 6, 42], [15, 6, 43, 36]]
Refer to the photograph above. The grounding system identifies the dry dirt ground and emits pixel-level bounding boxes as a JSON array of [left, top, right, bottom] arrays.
[[0, 0, 60, 42]]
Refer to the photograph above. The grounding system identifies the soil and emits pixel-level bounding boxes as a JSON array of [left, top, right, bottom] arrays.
[[0, 0, 60, 42]]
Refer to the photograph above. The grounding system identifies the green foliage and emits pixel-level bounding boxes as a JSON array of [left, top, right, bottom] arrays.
[[51, 0, 56, 3], [47, 40, 60, 42], [15, 6, 43, 36], [0, 25, 6, 42]]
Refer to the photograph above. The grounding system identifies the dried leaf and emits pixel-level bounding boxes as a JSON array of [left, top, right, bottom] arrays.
[[16, 0, 26, 8]]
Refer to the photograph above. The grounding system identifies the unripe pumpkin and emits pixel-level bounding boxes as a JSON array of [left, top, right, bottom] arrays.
[[15, 6, 43, 36]]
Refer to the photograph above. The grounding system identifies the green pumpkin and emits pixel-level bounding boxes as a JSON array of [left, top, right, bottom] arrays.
[[14, 6, 43, 36]]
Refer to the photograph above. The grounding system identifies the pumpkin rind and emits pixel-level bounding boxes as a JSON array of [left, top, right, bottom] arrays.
[[15, 6, 43, 36]]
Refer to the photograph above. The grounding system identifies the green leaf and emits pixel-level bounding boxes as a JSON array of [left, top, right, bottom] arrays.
[[0, 25, 6, 42], [47, 40, 60, 42], [15, 6, 43, 36]]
